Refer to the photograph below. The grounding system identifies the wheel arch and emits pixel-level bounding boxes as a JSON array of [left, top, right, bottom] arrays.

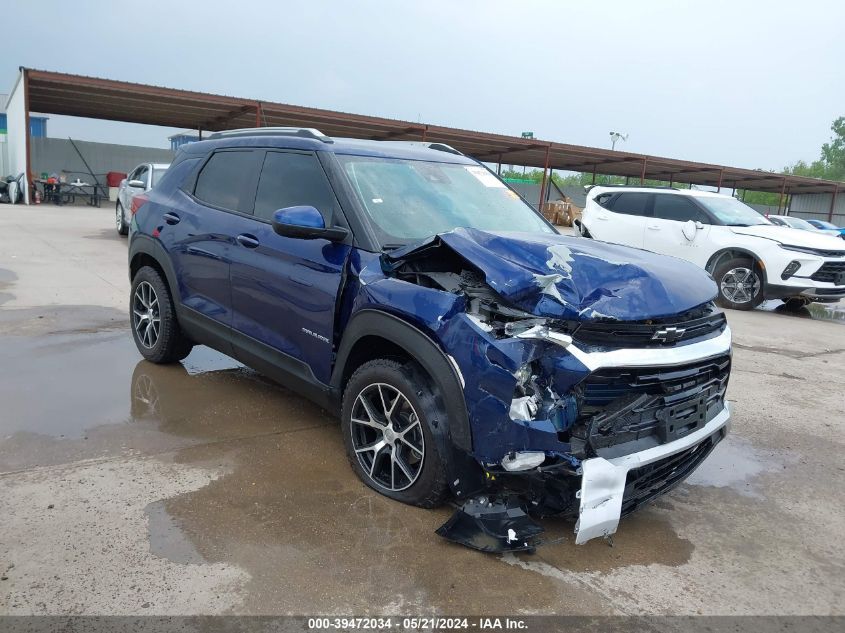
[[129, 235, 182, 303], [705, 247, 769, 285], [332, 309, 472, 453]]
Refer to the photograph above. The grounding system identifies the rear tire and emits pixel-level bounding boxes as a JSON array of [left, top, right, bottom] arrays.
[[130, 266, 193, 363], [713, 257, 764, 311], [341, 359, 449, 508]]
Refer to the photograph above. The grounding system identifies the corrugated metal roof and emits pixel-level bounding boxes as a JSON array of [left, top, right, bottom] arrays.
[[19, 68, 845, 195]]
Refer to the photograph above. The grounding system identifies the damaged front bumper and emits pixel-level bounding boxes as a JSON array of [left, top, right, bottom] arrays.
[[575, 403, 730, 544], [437, 323, 733, 552]]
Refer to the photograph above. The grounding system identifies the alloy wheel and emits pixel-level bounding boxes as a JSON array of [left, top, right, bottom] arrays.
[[132, 281, 161, 349], [350, 383, 425, 491], [720, 267, 760, 305], [116, 205, 122, 230]]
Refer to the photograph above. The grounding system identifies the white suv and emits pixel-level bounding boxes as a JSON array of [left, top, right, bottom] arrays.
[[578, 186, 845, 310]]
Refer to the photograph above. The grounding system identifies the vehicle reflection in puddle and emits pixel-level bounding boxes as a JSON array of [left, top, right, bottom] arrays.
[[757, 299, 845, 323]]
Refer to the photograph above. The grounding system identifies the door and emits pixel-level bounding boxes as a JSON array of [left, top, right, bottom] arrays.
[[160, 149, 261, 330], [643, 194, 711, 265], [229, 150, 351, 385], [591, 192, 650, 248]]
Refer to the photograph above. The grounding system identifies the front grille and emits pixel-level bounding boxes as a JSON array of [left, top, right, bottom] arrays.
[[574, 354, 730, 453], [582, 354, 731, 409], [621, 433, 717, 516], [811, 261, 845, 284], [572, 304, 726, 348]]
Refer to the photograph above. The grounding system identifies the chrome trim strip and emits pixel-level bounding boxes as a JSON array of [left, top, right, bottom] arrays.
[[566, 325, 731, 371]]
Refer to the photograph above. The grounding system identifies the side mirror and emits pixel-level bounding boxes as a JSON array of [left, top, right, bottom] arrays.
[[695, 220, 705, 230], [128, 179, 146, 188], [271, 206, 348, 242]]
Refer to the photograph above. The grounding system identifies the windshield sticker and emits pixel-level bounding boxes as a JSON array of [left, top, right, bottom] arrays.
[[464, 166, 506, 188]]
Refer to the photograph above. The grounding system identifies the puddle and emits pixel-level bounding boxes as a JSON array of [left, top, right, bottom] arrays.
[[757, 298, 845, 324], [0, 329, 238, 441], [512, 509, 694, 574], [0, 323, 304, 472], [145, 500, 206, 565], [686, 435, 785, 498]]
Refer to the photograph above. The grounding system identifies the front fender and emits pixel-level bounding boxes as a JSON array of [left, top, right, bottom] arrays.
[[332, 309, 472, 453]]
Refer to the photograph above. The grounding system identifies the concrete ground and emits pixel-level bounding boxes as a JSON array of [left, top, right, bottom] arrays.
[[0, 203, 843, 616]]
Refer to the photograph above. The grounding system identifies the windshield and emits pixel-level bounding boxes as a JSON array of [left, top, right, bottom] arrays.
[[695, 196, 771, 226], [337, 155, 553, 244], [782, 216, 817, 231], [811, 220, 838, 229]]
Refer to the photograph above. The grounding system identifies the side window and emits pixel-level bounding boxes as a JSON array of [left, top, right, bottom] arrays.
[[652, 195, 708, 223], [194, 150, 259, 212], [610, 193, 651, 216], [135, 166, 149, 187], [595, 193, 613, 208], [253, 151, 338, 222]]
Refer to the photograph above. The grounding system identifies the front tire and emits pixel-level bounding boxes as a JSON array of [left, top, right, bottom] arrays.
[[116, 202, 128, 236], [130, 266, 193, 363], [341, 359, 448, 508], [714, 257, 764, 310]]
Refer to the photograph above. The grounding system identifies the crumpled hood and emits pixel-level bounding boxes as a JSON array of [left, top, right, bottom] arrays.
[[730, 225, 845, 249], [384, 228, 717, 321]]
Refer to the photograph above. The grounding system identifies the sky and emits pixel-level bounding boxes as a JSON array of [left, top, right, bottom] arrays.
[[2, 0, 844, 171]]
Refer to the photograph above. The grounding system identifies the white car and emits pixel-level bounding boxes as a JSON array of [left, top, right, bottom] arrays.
[[767, 214, 841, 237], [577, 186, 845, 310], [116, 162, 170, 236]]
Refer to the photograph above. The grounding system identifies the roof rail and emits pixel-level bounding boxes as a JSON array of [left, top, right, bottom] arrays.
[[208, 127, 333, 143], [584, 183, 679, 194], [377, 140, 464, 156]]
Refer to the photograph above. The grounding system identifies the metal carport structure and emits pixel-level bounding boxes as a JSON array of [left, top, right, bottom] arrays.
[[6, 67, 843, 217]]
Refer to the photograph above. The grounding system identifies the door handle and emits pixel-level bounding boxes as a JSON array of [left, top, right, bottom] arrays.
[[162, 212, 180, 225], [596, 214, 609, 221], [236, 234, 260, 249], [647, 225, 661, 230]]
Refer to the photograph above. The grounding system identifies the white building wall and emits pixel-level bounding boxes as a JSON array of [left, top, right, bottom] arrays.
[[0, 138, 8, 176], [5, 70, 29, 203]]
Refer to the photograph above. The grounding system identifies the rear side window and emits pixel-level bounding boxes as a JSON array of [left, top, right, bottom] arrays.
[[253, 151, 338, 222], [194, 150, 259, 212], [652, 195, 708, 222], [610, 193, 651, 216], [595, 193, 613, 208], [156, 157, 201, 194]]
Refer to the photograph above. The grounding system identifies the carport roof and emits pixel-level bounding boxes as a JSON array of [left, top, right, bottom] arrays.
[[21, 68, 843, 195]]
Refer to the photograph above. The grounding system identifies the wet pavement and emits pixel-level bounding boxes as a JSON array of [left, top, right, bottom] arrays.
[[1, 205, 844, 615]]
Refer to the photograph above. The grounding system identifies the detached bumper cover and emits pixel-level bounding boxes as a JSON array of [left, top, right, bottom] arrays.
[[574, 403, 731, 544]]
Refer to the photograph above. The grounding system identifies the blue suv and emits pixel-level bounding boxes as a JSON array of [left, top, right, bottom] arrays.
[[128, 128, 732, 551]]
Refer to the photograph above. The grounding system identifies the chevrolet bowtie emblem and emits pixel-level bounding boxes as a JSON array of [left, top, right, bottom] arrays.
[[652, 327, 686, 343]]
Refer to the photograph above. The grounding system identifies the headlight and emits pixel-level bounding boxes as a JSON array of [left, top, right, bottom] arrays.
[[514, 364, 533, 388]]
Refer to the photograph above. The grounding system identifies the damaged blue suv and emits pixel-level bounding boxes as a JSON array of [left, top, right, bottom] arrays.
[[128, 128, 732, 551]]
